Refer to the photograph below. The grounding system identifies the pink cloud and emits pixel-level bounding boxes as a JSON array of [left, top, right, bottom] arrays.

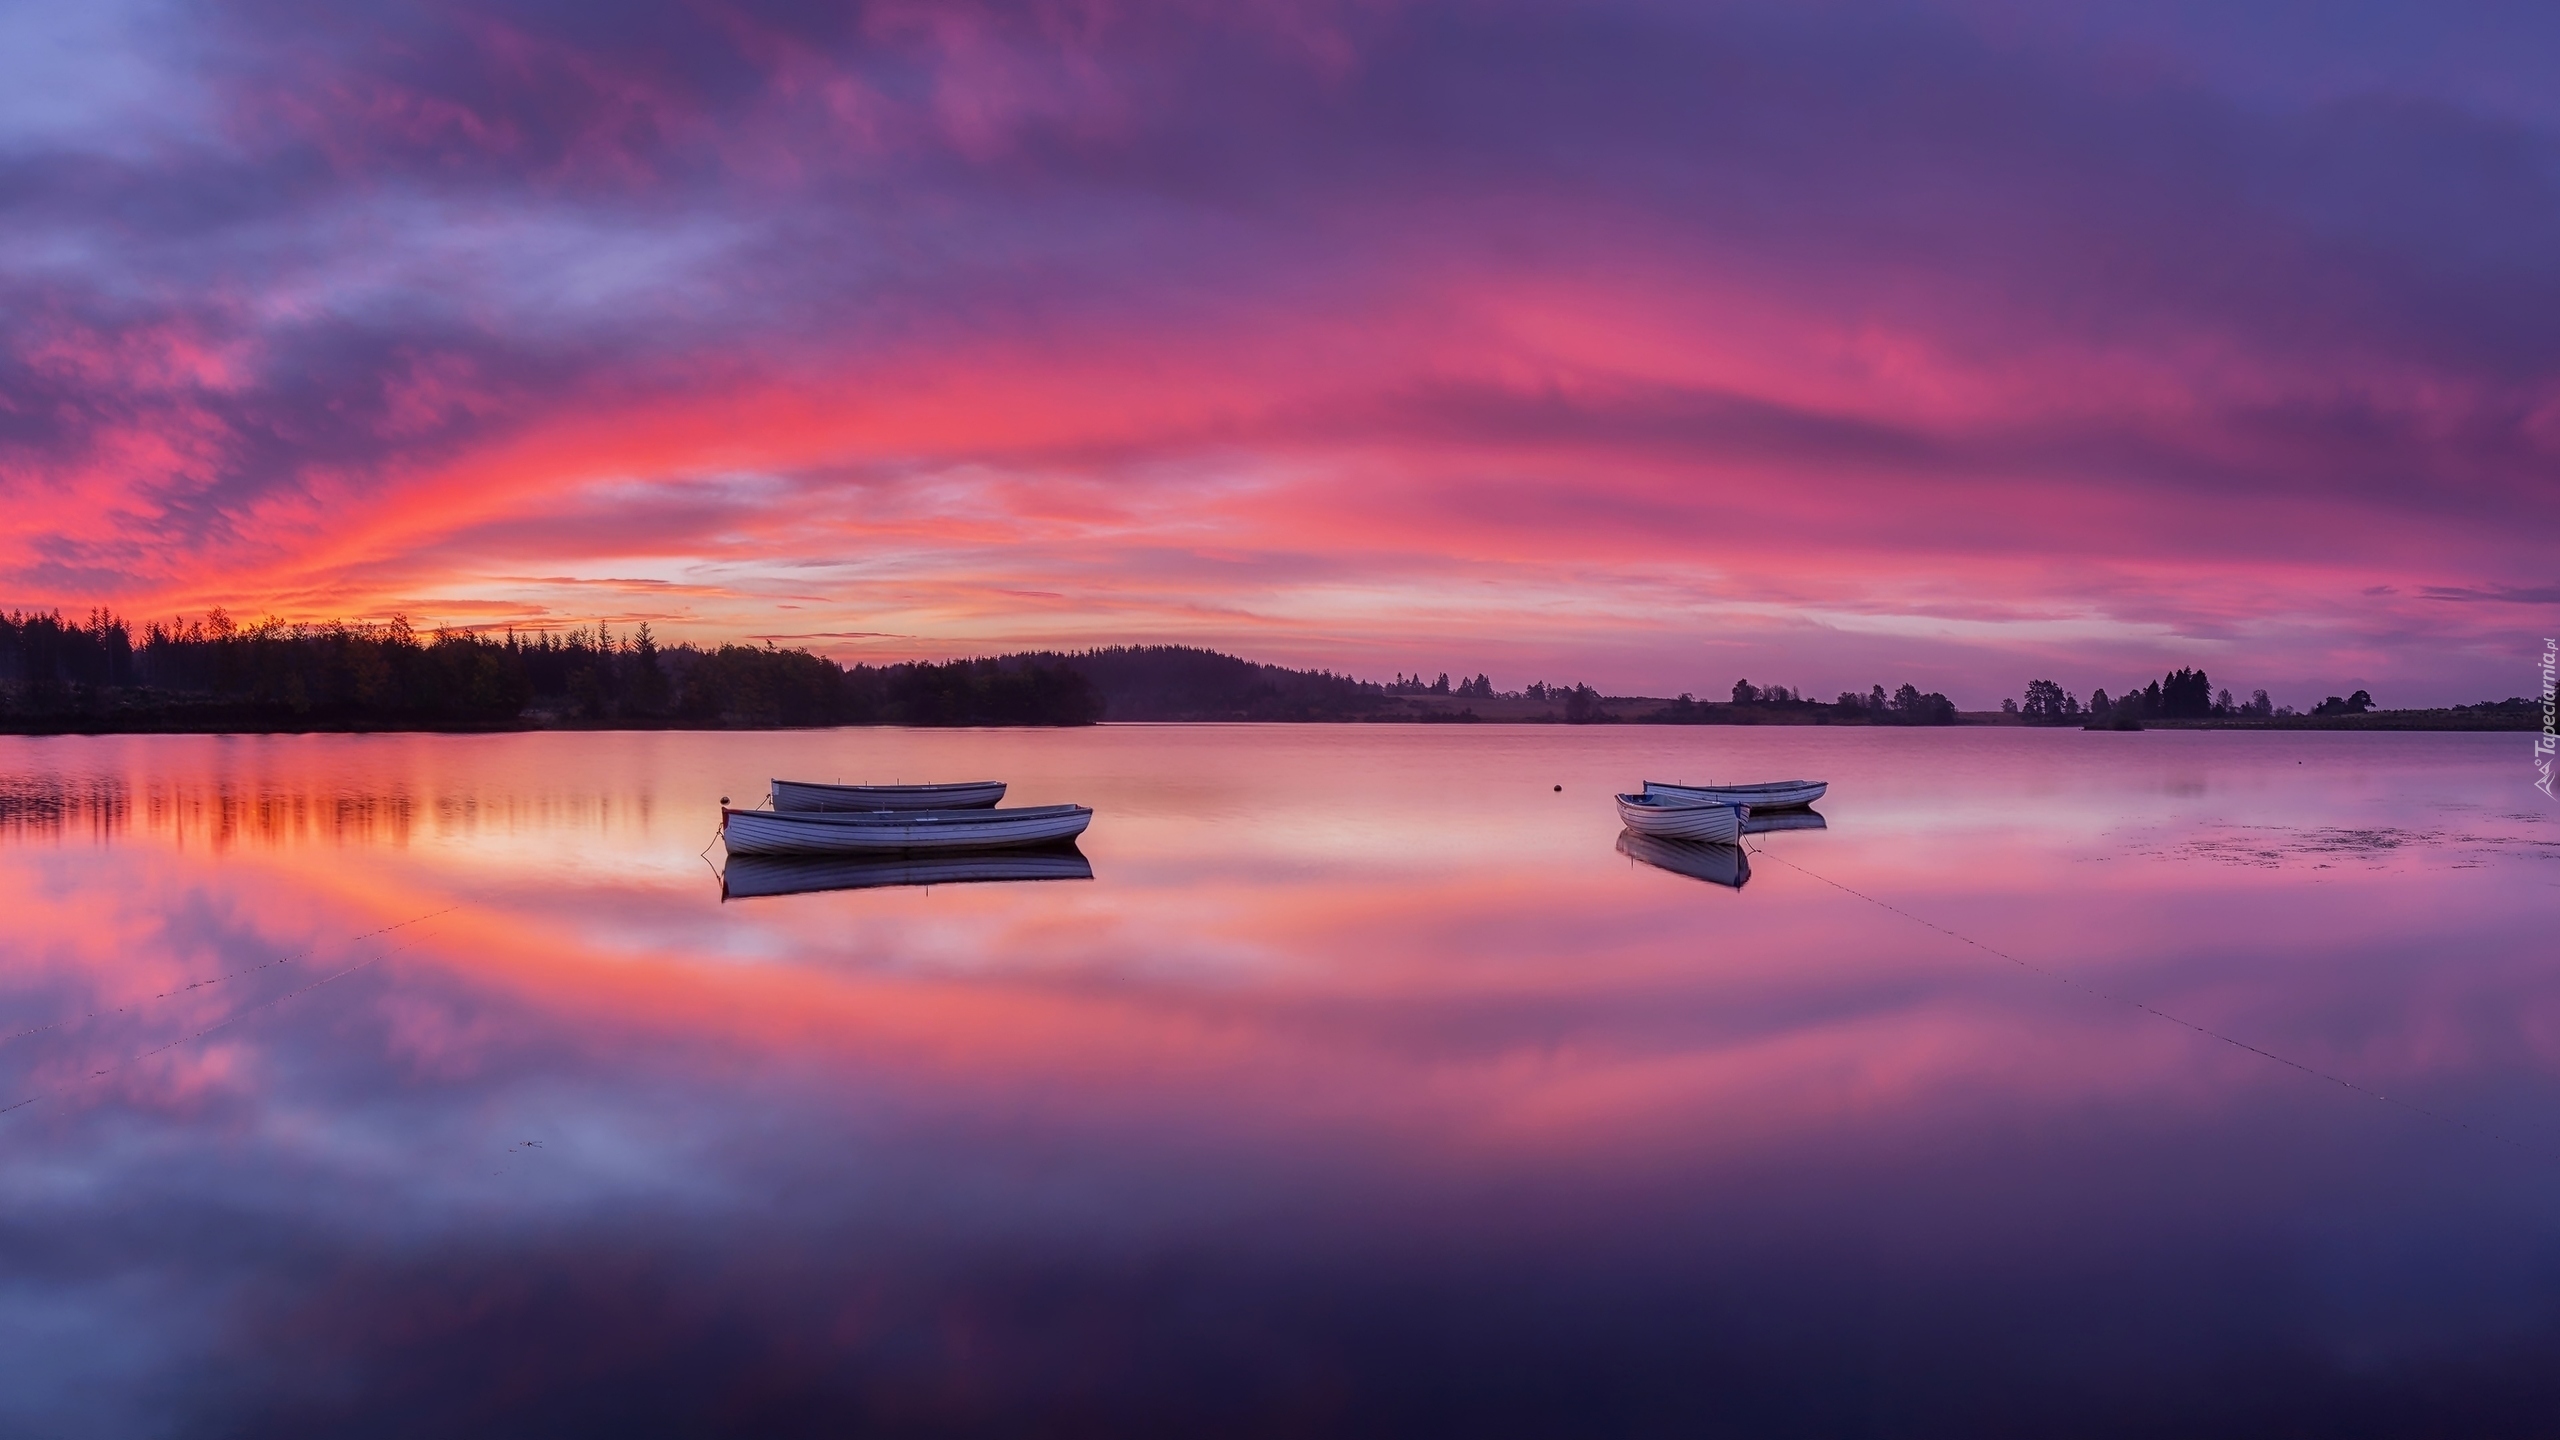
[[4, 0, 2555, 704]]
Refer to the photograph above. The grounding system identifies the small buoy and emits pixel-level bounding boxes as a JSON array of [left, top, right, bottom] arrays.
[[719, 796, 729, 805], [1554, 785, 1562, 791]]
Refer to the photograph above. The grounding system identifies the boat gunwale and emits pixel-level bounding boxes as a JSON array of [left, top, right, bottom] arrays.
[[731, 802, 1089, 826], [1642, 779, 1826, 810], [1612, 792, 1747, 843], [772, 779, 1005, 795], [771, 779, 1006, 812], [1614, 792, 1748, 812]]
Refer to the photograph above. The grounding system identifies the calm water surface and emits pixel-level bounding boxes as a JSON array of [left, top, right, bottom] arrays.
[[0, 726, 2553, 1436]]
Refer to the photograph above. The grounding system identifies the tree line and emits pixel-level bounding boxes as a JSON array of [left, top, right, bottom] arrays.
[[2010, 667, 2379, 726], [1387, 671, 1497, 698], [0, 610, 1105, 729], [1631, 680, 1957, 725], [60, 606, 2453, 735], [1744, 679, 1958, 724], [0, 617, 1451, 729]]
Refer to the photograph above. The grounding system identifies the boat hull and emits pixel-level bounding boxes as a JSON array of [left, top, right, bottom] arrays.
[[722, 847, 1092, 899], [723, 804, 1092, 855], [1643, 779, 1827, 811], [772, 779, 1005, 811], [1613, 793, 1746, 843]]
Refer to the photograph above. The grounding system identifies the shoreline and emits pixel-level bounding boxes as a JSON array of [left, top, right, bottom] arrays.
[[0, 708, 2536, 737]]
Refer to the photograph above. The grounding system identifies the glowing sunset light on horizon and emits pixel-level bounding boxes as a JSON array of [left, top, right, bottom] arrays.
[[3, 0, 2554, 704]]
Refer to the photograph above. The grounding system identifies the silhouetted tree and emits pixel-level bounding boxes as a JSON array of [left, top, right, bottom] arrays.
[[629, 624, 670, 715], [2155, 667, 2212, 719], [1853, 682, 1956, 725]]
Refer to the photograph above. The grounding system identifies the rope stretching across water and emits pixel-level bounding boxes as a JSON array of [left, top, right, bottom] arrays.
[[1743, 840, 2555, 1164]]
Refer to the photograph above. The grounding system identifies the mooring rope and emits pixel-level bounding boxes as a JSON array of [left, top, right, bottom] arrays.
[[1743, 838, 2554, 1164]]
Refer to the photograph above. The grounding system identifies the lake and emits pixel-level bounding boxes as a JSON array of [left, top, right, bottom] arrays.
[[0, 726, 2552, 1435]]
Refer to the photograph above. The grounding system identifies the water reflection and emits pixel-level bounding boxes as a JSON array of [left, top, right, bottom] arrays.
[[719, 846, 1095, 900], [1616, 830, 1752, 888], [0, 729, 2551, 1434], [1742, 808, 1828, 834], [0, 769, 435, 847], [0, 773, 131, 840]]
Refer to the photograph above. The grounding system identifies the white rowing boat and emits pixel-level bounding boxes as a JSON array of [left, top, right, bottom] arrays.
[[721, 848, 1092, 899], [771, 779, 1005, 811], [1643, 779, 1827, 811], [1616, 831, 1750, 889], [722, 803, 1092, 855], [1613, 792, 1746, 844]]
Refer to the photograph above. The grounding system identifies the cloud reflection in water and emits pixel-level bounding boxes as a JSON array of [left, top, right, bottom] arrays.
[[0, 728, 2553, 1434]]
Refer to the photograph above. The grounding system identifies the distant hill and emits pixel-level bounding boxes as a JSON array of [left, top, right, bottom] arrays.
[[1006, 646, 1390, 722]]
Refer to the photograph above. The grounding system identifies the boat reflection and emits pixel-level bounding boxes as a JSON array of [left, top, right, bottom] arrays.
[[1615, 830, 1751, 889], [719, 845, 1095, 900], [1741, 809, 1827, 835]]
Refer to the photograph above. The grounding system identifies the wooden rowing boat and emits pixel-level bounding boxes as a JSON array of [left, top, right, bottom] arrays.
[[1642, 779, 1827, 811], [721, 848, 1092, 899], [771, 779, 1005, 811], [722, 803, 1092, 855], [1613, 792, 1746, 843]]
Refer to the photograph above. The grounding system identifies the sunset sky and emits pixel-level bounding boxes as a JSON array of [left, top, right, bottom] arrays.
[[3, 0, 2553, 705]]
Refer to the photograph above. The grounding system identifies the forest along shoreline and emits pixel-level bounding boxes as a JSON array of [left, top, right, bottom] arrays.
[[0, 611, 2538, 734]]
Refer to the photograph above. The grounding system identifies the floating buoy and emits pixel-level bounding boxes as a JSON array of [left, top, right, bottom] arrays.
[[1554, 785, 1562, 791]]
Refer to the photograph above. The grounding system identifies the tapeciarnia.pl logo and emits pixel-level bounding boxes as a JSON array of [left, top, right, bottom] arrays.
[[2537, 637, 2555, 799]]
